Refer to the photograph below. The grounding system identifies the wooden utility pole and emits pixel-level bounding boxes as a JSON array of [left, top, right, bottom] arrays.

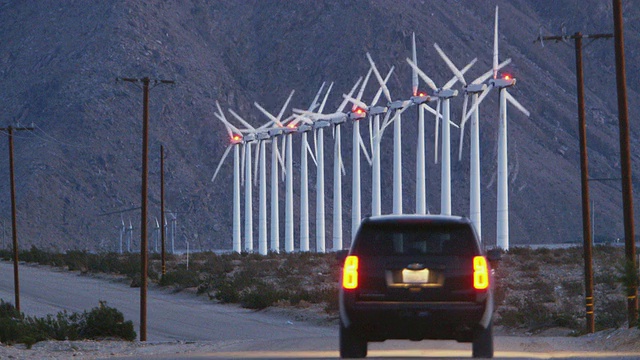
[[117, 77, 173, 341], [534, 31, 612, 333], [160, 145, 166, 277], [612, 0, 637, 328], [1, 125, 34, 312]]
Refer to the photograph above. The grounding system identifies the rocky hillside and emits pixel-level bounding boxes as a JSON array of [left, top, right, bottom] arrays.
[[0, 0, 638, 251]]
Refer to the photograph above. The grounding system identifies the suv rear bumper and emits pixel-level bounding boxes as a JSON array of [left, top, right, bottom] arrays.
[[341, 298, 488, 342]]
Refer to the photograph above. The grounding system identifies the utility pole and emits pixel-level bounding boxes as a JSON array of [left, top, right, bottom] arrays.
[[1, 125, 34, 312], [535, 31, 612, 334], [612, 0, 637, 328], [160, 145, 166, 277], [117, 77, 173, 342]]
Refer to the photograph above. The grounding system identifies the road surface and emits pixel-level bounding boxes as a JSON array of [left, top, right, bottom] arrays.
[[1, 261, 639, 359]]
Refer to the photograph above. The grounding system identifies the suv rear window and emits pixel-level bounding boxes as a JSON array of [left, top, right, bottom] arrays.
[[353, 223, 477, 257]]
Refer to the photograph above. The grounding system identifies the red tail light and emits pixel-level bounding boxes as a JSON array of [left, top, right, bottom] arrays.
[[473, 256, 489, 290], [343, 255, 359, 289]]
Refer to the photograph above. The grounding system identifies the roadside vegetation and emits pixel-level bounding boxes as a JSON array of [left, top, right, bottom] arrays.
[[0, 245, 635, 335], [0, 300, 135, 348]]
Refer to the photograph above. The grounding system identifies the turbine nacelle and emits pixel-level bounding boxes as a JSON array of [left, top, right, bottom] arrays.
[[434, 88, 458, 99], [369, 106, 388, 115], [314, 120, 332, 129], [464, 83, 487, 94], [256, 132, 270, 141], [243, 133, 257, 142], [268, 128, 285, 137], [490, 76, 516, 89], [410, 93, 430, 105], [298, 123, 313, 132], [284, 123, 298, 134]]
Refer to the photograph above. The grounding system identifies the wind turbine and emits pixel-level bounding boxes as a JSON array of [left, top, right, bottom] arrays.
[[366, 53, 413, 215], [223, 107, 271, 253], [212, 102, 247, 253], [225, 106, 286, 254], [348, 69, 373, 242], [456, 56, 512, 241], [293, 82, 329, 252], [460, 6, 530, 250], [119, 216, 125, 254], [294, 78, 364, 251], [254, 90, 295, 254], [407, 45, 476, 216]]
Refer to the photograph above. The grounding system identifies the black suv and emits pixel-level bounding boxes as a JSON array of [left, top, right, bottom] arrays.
[[339, 215, 497, 358]]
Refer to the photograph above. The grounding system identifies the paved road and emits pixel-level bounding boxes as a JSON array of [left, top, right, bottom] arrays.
[[2, 261, 640, 359], [0, 261, 333, 343]]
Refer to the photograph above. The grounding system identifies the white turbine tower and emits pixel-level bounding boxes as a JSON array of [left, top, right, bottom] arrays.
[[212, 102, 247, 253], [295, 78, 364, 251], [366, 53, 412, 215], [224, 108, 273, 253], [254, 90, 295, 254], [345, 64, 394, 217], [294, 83, 329, 252], [460, 6, 530, 250], [457, 59, 512, 241], [407, 48, 476, 215], [349, 69, 373, 242]]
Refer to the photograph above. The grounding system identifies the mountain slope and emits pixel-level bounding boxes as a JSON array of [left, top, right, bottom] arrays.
[[0, 0, 638, 251]]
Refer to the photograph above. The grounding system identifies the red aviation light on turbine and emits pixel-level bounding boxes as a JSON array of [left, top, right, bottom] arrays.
[[502, 74, 512, 81], [349, 107, 367, 121], [230, 134, 242, 144]]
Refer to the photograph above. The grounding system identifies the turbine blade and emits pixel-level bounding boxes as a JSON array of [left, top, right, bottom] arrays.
[[228, 108, 256, 130], [505, 90, 530, 117], [254, 101, 280, 126], [366, 53, 393, 102], [355, 68, 373, 107], [240, 143, 247, 185], [406, 58, 437, 91], [277, 90, 295, 123], [211, 145, 232, 182], [434, 99, 441, 164], [463, 85, 493, 124], [306, 139, 317, 166], [337, 77, 363, 113], [308, 82, 326, 111], [343, 94, 368, 110], [434, 43, 467, 86], [371, 66, 394, 107], [368, 115, 375, 156], [458, 95, 469, 162], [412, 32, 418, 96], [313, 130, 319, 164], [319, 82, 334, 114], [253, 141, 260, 186], [472, 58, 511, 85], [359, 131, 372, 166], [493, 5, 499, 79], [443, 57, 477, 90]]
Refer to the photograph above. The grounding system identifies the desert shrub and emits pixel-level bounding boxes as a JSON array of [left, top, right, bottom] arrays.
[[159, 269, 200, 289], [215, 278, 240, 303], [0, 300, 135, 346], [80, 301, 136, 341], [240, 281, 285, 310]]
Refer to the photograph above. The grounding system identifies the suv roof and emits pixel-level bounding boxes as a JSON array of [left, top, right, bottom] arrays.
[[360, 214, 474, 226]]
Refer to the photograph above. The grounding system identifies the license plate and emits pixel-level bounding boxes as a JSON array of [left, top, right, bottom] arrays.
[[402, 269, 429, 284]]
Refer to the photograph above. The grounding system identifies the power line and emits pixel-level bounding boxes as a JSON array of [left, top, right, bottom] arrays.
[[535, 29, 612, 334]]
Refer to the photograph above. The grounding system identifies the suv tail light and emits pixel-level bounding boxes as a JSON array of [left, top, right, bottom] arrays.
[[473, 256, 489, 290], [343, 255, 359, 289]]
